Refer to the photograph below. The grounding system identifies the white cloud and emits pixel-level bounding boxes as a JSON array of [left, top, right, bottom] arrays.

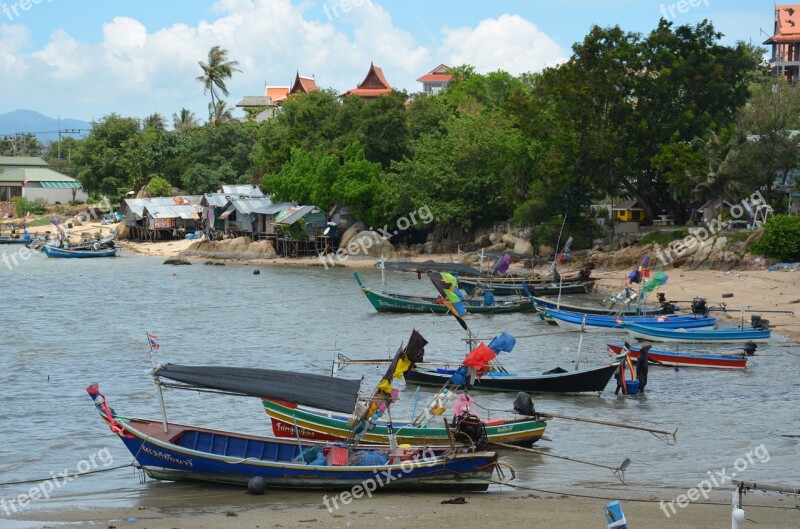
[[440, 14, 567, 74], [0, 3, 566, 121]]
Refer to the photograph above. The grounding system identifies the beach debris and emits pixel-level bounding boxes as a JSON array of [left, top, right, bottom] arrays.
[[126, 518, 136, 523], [248, 475, 267, 495], [226, 511, 238, 517], [440, 497, 467, 504], [604, 500, 628, 529]]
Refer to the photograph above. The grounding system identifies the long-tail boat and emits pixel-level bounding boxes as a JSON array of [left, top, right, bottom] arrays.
[[606, 343, 748, 369], [43, 245, 116, 258], [621, 322, 771, 343], [545, 308, 716, 333], [354, 272, 537, 314]]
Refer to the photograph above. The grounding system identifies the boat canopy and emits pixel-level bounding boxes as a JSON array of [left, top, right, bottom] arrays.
[[153, 364, 361, 414]]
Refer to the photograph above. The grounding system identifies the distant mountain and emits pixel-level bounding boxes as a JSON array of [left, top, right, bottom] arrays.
[[0, 110, 91, 143]]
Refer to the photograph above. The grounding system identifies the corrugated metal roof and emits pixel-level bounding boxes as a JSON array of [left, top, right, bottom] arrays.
[[123, 197, 202, 217], [0, 156, 49, 168], [142, 204, 200, 220], [276, 205, 321, 225], [203, 193, 230, 207], [221, 185, 264, 197], [229, 197, 274, 214], [0, 167, 81, 183]]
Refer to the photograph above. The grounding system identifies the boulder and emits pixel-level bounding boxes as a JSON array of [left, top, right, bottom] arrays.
[[485, 243, 507, 254], [474, 234, 492, 248], [71, 217, 83, 227], [248, 240, 277, 258], [538, 245, 554, 259], [115, 221, 128, 239], [513, 238, 534, 256], [501, 233, 518, 248], [489, 232, 504, 244], [227, 236, 252, 251], [346, 231, 394, 257], [164, 255, 191, 266], [422, 241, 441, 254], [339, 221, 366, 251]]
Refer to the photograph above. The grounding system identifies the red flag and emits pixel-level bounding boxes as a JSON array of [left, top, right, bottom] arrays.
[[147, 333, 160, 350]]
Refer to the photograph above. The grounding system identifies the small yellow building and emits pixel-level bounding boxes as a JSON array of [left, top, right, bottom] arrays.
[[612, 199, 645, 222]]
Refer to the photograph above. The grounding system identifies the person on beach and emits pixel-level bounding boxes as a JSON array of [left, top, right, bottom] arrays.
[[637, 344, 652, 393]]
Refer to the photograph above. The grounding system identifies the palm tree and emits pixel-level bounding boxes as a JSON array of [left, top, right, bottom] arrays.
[[208, 100, 234, 124], [142, 113, 166, 132], [172, 108, 199, 133], [196, 46, 241, 123]]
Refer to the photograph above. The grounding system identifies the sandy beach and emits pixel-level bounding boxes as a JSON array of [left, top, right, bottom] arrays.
[[8, 488, 799, 529]]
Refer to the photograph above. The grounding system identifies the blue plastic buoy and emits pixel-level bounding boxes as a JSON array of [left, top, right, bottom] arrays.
[[127, 517, 137, 523]]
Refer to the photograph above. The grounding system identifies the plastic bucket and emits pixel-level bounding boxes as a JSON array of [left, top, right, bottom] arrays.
[[624, 380, 639, 395], [604, 500, 629, 529]]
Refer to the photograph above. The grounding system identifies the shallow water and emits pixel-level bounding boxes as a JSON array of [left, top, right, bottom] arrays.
[[0, 248, 798, 514]]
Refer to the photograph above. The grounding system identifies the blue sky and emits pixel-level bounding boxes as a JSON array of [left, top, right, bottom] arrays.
[[0, 0, 775, 124]]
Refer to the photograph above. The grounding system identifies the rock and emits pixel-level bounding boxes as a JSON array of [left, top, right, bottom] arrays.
[[422, 241, 441, 254], [339, 221, 366, 251], [501, 233, 518, 248], [227, 236, 252, 251], [538, 245, 554, 259], [71, 217, 83, 227], [485, 243, 507, 254], [474, 234, 492, 248], [489, 232, 504, 244], [164, 255, 191, 266], [346, 231, 394, 257], [248, 240, 277, 258], [115, 221, 128, 239], [513, 238, 534, 256]]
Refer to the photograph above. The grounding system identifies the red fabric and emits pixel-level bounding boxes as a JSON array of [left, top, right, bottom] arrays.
[[462, 343, 496, 369]]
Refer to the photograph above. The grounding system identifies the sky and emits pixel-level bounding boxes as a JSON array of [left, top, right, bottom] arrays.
[[0, 0, 775, 125]]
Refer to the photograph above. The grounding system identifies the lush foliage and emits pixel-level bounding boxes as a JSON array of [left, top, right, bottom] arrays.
[[750, 215, 800, 262], [147, 175, 172, 197], [13, 196, 47, 217], [63, 19, 800, 250]]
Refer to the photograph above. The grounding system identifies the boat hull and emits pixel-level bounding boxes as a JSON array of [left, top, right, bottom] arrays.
[[359, 285, 536, 314], [0, 237, 31, 245], [459, 278, 594, 297], [622, 322, 770, 343], [534, 297, 676, 316], [43, 245, 117, 258], [405, 364, 618, 394], [546, 308, 716, 333], [263, 400, 547, 446], [108, 416, 498, 491], [606, 344, 747, 369]]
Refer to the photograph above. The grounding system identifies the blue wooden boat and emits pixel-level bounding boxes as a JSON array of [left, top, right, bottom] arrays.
[[545, 308, 716, 333], [0, 237, 31, 245], [43, 245, 116, 258], [621, 322, 771, 344], [87, 388, 505, 491]]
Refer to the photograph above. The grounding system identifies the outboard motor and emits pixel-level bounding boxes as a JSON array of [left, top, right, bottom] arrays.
[[513, 392, 536, 416], [691, 298, 709, 317], [751, 315, 770, 331], [453, 413, 487, 446], [743, 341, 758, 356]]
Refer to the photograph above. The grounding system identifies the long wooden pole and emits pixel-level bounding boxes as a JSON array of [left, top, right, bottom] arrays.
[[491, 441, 629, 483], [542, 412, 677, 441]]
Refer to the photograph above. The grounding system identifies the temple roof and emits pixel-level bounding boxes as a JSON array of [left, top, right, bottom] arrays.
[[340, 63, 393, 98], [266, 86, 290, 104], [765, 4, 800, 44], [417, 64, 453, 83], [290, 72, 318, 95]]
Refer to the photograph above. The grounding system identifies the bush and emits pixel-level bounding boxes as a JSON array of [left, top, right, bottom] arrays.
[[147, 175, 172, 197], [13, 196, 47, 217], [640, 229, 688, 246], [750, 215, 800, 262]]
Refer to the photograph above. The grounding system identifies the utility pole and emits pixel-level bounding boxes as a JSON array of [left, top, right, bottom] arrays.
[[57, 127, 85, 172]]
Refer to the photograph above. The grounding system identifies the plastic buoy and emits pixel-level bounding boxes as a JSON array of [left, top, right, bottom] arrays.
[[127, 517, 137, 523], [253, 269, 260, 275], [248, 476, 267, 494]]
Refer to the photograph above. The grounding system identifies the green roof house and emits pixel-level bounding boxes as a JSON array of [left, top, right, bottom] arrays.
[[0, 162, 88, 204]]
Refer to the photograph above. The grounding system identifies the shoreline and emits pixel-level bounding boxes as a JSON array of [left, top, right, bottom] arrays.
[[7, 487, 798, 529]]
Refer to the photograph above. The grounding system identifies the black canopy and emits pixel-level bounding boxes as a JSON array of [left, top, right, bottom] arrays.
[[153, 364, 361, 414]]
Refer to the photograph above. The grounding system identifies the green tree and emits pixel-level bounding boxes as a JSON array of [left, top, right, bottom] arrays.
[[172, 108, 199, 133], [196, 46, 241, 123], [71, 114, 141, 195], [142, 113, 167, 132], [0, 134, 43, 157], [147, 175, 172, 197]]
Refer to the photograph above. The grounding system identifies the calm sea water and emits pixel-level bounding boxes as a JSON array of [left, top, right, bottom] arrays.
[[0, 247, 798, 514]]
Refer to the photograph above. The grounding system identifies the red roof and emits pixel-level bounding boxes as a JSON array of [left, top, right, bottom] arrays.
[[417, 73, 452, 82], [341, 63, 393, 98], [765, 4, 800, 44], [290, 72, 318, 95], [266, 86, 290, 103]]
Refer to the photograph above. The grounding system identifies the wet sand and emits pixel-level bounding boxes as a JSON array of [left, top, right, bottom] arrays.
[[9, 489, 799, 529]]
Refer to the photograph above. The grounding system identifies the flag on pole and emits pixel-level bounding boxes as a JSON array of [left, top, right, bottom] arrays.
[[147, 333, 160, 350]]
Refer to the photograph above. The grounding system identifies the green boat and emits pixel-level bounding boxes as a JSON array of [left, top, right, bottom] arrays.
[[354, 272, 537, 315]]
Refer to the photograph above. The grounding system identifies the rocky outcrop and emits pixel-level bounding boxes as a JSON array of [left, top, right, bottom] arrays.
[[184, 238, 277, 260], [513, 238, 534, 256], [339, 221, 366, 251], [345, 231, 394, 257], [164, 255, 191, 265]]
